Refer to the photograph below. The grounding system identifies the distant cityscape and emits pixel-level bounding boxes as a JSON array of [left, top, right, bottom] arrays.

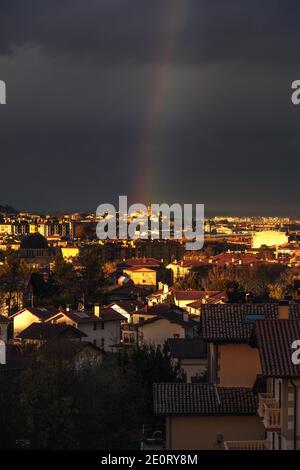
[[1, 205, 300, 450]]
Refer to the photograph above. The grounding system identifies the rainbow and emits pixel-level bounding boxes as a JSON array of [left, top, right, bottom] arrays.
[[134, 0, 189, 204]]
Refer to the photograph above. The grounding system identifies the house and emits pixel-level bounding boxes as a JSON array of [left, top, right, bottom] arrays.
[[134, 304, 197, 349], [0, 272, 33, 316], [146, 283, 173, 306], [201, 303, 279, 387], [9, 306, 60, 336], [210, 252, 259, 266], [153, 383, 265, 450], [118, 258, 162, 270], [123, 266, 157, 288], [185, 291, 227, 316], [174, 290, 226, 311], [39, 340, 103, 369], [167, 338, 207, 382], [248, 317, 300, 450], [166, 260, 193, 282], [106, 284, 152, 303], [130, 303, 179, 324], [108, 300, 145, 322], [17, 322, 86, 345], [48, 305, 126, 352]]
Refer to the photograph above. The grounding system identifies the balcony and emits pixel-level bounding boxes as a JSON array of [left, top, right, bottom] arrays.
[[224, 440, 271, 451], [263, 404, 281, 431], [258, 393, 275, 417], [258, 393, 281, 431]]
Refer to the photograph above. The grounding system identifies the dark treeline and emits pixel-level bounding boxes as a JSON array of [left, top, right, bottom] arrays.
[[0, 344, 184, 450]]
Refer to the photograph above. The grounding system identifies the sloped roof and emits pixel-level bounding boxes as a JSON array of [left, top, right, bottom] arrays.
[[57, 307, 126, 324], [40, 339, 103, 360], [250, 319, 300, 378], [17, 323, 87, 340], [108, 300, 145, 313], [134, 302, 184, 317], [167, 338, 207, 358], [135, 304, 197, 329], [201, 303, 278, 343], [289, 304, 300, 320], [20, 233, 49, 249], [9, 306, 60, 321], [118, 258, 161, 269], [153, 383, 258, 416], [174, 290, 207, 301]]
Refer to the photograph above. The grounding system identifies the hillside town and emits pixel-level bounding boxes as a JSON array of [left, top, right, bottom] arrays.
[[0, 208, 300, 450]]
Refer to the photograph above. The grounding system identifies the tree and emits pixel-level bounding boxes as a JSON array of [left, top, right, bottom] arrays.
[[75, 247, 104, 304], [50, 253, 78, 301], [175, 273, 203, 290], [257, 245, 275, 261], [20, 364, 78, 449], [0, 247, 29, 314], [120, 344, 185, 423]]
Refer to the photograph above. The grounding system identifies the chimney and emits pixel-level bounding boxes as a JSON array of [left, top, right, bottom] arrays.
[[94, 303, 100, 317], [278, 300, 289, 319], [66, 304, 71, 312]]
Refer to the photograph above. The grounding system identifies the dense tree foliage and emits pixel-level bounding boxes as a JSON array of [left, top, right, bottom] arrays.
[[0, 344, 183, 450]]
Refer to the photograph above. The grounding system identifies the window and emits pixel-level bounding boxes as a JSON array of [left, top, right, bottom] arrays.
[[173, 334, 180, 339], [101, 338, 105, 349], [93, 322, 97, 331], [101, 322, 104, 330]]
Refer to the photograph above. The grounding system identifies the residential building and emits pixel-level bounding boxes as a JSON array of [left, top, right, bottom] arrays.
[[134, 304, 197, 349], [167, 338, 207, 382], [146, 283, 173, 306], [252, 231, 288, 249], [249, 317, 300, 450], [50, 305, 126, 352], [39, 340, 103, 369], [17, 322, 86, 345], [10, 306, 60, 336], [108, 300, 145, 322], [123, 266, 157, 288], [153, 383, 265, 450], [201, 303, 278, 387], [174, 290, 226, 311]]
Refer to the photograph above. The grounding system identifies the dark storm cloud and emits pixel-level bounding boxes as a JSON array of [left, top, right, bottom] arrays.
[[1, 1, 300, 65], [0, 1, 300, 213]]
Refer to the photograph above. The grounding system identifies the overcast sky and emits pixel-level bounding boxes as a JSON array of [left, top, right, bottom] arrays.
[[0, 1, 300, 215]]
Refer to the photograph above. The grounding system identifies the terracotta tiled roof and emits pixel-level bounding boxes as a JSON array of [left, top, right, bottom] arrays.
[[153, 383, 258, 416], [17, 323, 87, 341], [289, 304, 300, 320], [134, 303, 184, 317], [108, 300, 145, 313], [118, 258, 161, 269], [201, 303, 278, 343], [211, 253, 259, 265], [9, 306, 60, 321], [60, 307, 126, 324], [250, 319, 300, 378], [174, 290, 209, 301], [136, 310, 197, 329]]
